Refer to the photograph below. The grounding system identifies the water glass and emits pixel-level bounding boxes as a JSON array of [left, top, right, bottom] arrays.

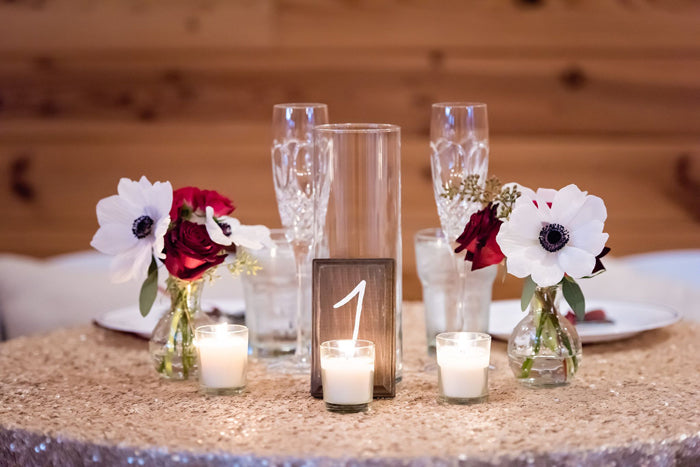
[[415, 228, 497, 355], [242, 229, 297, 358]]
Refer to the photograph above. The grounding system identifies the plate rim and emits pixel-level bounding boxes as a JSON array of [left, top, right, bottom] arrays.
[[488, 298, 681, 343], [94, 298, 246, 337]]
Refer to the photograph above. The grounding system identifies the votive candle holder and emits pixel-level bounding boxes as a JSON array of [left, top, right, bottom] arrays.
[[195, 324, 248, 395], [320, 339, 375, 413], [436, 332, 491, 404]]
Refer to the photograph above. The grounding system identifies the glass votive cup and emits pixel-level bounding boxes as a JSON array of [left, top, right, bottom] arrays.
[[320, 339, 375, 413], [195, 324, 248, 395], [436, 332, 491, 404]]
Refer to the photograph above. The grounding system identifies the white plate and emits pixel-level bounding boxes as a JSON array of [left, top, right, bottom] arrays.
[[95, 299, 245, 338], [488, 299, 681, 344]]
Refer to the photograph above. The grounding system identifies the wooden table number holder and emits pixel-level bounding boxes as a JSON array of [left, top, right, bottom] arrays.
[[310, 258, 396, 398]]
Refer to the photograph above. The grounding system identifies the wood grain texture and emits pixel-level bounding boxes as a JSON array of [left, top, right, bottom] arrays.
[[311, 259, 396, 398], [0, 53, 697, 135], [0, 0, 697, 304], [0, 0, 698, 51]]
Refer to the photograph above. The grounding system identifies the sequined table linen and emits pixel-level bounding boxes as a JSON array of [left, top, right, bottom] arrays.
[[1, 303, 698, 466]]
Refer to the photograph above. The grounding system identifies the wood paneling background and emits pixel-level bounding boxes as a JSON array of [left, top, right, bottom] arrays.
[[1, 0, 698, 300]]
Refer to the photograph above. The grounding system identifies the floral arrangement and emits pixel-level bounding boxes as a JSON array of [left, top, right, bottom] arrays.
[[450, 175, 610, 383], [90, 176, 270, 317], [450, 175, 609, 318]]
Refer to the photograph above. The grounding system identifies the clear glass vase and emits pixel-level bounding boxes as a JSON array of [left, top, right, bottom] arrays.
[[507, 285, 582, 387], [149, 276, 213, 380], [313, 123, 403, 381]]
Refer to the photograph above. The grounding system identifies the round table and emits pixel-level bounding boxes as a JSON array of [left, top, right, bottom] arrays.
[[1, 303, 698, 466]]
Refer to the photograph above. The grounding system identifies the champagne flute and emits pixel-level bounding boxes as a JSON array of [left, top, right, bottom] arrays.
[[270, 103, 329, 372], [430, 102, 489, 332]]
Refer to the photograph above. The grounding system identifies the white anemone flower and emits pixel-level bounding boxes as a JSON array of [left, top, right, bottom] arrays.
[[205, 206, 273, 250], [496, 184, 608, 287], [90, 176, 172, 283]]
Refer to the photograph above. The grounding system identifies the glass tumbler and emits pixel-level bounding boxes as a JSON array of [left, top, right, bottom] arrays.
[[313, 123, 403, 379], [415, 228, 497, 355], [242, 229, 297, 358]]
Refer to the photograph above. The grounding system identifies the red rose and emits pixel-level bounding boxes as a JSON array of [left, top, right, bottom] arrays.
[[163, 221, 226, 280], [454, 203, 505, 271], [196, 189, 234, 217], [170, 187, 199, 221], [170, 187, 235, 221]]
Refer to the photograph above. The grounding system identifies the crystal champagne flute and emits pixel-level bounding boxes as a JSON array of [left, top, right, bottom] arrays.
[[430, 102, 489, 332], [270, 103, 329, 372]]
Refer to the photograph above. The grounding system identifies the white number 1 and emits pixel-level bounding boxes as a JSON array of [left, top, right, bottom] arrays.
[[333, 280, 366, 342]]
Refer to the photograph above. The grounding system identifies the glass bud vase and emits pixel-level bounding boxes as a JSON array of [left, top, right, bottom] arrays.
[[507, 285, 582, 387], [149, 276, 213, 380]]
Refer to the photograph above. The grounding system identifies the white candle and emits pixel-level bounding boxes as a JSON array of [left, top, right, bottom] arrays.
[[321, 356, 374, 405], [196, 324, 248, 391], [437, 346, 489, 399], [436, 332, 491, 402], [320, 339, 375, 411]]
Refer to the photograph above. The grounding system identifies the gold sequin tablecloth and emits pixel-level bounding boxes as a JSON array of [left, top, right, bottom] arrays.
[[1, 302, 698, 466]]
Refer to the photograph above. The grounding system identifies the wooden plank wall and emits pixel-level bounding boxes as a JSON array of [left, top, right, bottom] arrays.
[[1, 0, 699, 300]]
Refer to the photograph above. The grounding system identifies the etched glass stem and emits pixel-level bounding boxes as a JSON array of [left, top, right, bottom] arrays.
[[291, 241, 312, 362], [453, 252, 468, 331]]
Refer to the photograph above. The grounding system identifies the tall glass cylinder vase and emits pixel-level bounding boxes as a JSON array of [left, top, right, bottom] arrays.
[[430, 103, 490, 332], [314, 124, 403, 379], [271, 103, 329, 373]]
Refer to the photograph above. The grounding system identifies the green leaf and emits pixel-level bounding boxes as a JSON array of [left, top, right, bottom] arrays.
[[139, 256, 158, 317], [520, 276, 536, 311], [562, 277, 586, 321]]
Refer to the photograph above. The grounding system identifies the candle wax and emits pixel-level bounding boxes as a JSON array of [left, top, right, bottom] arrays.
[[198, 333, 247, 389], [321, 356, 374, 405], [437, 346, 489, 399]]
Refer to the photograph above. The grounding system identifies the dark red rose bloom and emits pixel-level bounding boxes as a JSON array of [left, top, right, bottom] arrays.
[[196, 189, 234, 217], [170, 187, 235, 221], [454, 203, 505, 271], [163, 221, 226, 280], [170, 187, 199, 220]]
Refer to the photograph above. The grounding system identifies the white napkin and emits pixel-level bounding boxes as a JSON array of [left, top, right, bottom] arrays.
[[581, 253, 700, 323], [0, 251, 244, 340]]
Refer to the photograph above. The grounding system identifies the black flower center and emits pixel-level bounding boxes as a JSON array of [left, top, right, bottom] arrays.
[[539, 223, 569, 252], [132, 215, 154, 239], [217, 220, 232, 237]]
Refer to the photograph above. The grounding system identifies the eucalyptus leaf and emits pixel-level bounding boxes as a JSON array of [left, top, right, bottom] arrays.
[[562, 277, 586, 321], [139, 257, 158, 317], [520, 275, 536, 311]]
